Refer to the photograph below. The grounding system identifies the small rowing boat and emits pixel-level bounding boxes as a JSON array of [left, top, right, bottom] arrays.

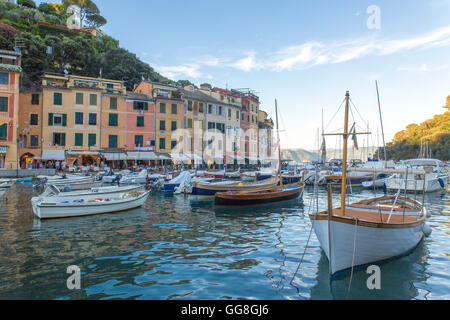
[[32, 189, 150, 219]]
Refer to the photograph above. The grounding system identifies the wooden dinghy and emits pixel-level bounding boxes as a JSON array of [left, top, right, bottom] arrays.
[[309, 91, 429, 277], [191, 176, 279, 196], [215, 182, 304, 206]]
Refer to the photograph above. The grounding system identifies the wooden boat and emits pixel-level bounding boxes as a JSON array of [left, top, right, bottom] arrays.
[[204, 170, 225, 179], [32, 189, 150, 219], [191, 176, 278, 196], [215, 100, 304, 207], [324, 172, 373, 187], [215, 182, 303, 206], [309, 91, 429, 276]]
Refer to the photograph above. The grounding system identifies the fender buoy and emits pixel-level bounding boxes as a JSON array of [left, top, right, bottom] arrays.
[[438, 178, 445, 188], [422, 223, 432, 237], [382, 183, 387, 194]]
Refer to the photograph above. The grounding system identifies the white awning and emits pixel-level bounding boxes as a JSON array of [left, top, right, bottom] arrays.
[[67, 151, 100, 156], [247, 156, 259, 161], [42, 150, 65, 160], [170, 153, 189, 162], [158, 154, 171, 160], [102, 153, 127, 161], [127, 151, 158, 161]]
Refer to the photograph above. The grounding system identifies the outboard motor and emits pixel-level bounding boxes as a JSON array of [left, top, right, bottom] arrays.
[[33, 177, 48, 188], [62, 184, 72, 192], [113, 174, 122, 185]]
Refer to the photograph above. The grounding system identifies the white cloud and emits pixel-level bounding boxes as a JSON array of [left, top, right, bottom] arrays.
[[152, 63, 203, 79], [228, 52, 263, 72], [151, 25, 450, 78], [396, 63, 449, 72], [396, 64, 430, 72]]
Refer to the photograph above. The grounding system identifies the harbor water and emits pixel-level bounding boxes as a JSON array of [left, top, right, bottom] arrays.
[[0, 183, 449, 300]]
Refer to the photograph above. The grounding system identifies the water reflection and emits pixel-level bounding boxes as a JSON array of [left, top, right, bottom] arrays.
[[0, 183, 448, 300]]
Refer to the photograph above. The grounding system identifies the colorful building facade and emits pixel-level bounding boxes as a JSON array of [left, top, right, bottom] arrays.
[[40, 74, 125, 166], [0, 49, 21, 169]]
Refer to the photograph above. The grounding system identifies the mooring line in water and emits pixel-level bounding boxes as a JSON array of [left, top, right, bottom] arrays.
[[346, 218, 358, 299], [289, 180, 318, 287]]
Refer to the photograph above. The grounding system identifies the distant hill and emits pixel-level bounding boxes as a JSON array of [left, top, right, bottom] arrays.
[[281, 149, 318, 163], [281, 146, 379, 163]]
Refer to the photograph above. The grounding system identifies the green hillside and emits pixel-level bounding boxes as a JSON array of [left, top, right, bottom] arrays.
[[375, 103, 450, 161], [0, 0, 189, 90]]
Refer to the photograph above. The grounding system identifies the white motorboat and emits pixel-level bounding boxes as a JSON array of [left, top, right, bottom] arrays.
[[385, 158, 447, 192], [45, 175, 101, 190], [102, 170, 132, 183], [224, 170, 241, 178], [119, 169, 148, 184], [31, 184, 143, 204], [32, 189, 151, 219], [0, 180, 16, 189]]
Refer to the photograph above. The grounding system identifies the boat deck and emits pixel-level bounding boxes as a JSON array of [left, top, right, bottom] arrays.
[[336, 208, 419, 224]]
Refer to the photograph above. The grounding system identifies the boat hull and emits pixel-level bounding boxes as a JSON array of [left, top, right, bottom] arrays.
[[214, 185, 303, 206], [385, 177, 445, 192], [311, 218, 425, 276]]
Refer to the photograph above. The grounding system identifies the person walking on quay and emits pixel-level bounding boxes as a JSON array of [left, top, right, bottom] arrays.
[[55, 161, 60, 172]]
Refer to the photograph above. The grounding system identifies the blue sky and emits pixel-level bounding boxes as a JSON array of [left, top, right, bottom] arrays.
[[38, 0, 450, 150]]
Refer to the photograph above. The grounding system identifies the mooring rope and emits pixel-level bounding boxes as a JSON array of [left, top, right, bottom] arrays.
[[289, 175, 318, 286], [346, 218, 358, 299]]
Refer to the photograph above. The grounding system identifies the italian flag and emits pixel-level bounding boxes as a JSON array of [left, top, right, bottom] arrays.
[[351, 127, 358, 150]]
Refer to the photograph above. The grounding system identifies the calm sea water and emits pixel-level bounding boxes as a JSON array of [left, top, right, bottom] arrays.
[[0, 182, 448, 300]]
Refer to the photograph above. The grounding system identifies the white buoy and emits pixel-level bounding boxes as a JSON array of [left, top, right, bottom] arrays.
[[422, 223, 432, 237]]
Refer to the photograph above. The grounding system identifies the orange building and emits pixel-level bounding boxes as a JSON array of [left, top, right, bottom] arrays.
[[18, 88, 43, 168], [0, 49, 21, 169]]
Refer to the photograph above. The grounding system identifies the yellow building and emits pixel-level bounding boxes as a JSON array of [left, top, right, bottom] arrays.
[[40, 74, 125, 166], [134, 81, 184, 157], [0, 49, 21, 169]]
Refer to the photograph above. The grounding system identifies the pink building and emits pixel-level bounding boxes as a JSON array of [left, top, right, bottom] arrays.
[[125, 92, 155, 152]]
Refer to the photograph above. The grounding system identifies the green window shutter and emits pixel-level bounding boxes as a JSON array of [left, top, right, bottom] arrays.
[[137, 116, 144, 127], [61, 133, 66, 146], [144, 102, 148, 110], [109, 113, 118, 126], [89, 94, 97, 106], [133, 101, 137, 110], [31, 94, 39, 105], [75, 133, 83, 146], [0, 123, 7, 139], [160, 103, 166, 113], [110, 97, 117, 109], [188, 119, 192, 128], [88, 133, 96, 147], [48, 113, 54, 126], [54, 93, 62, 105], [76, 93, 83, 105], [62, 114, 67, 126], [171, 104, 177, 114], [0, 97, 8, 112]]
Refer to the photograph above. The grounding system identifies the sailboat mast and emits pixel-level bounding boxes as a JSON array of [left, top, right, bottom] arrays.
[[375, 81, 387, 160], [275, 99, 283, 188], [340, 91, 350, 216]]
